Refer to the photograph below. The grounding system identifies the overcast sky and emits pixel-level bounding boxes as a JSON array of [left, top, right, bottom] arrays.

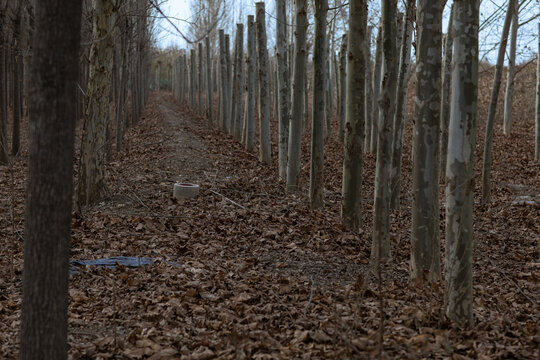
[[155, 0, 539, 64]]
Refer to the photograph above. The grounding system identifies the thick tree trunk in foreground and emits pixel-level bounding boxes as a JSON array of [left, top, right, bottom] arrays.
[[481, 0, 517, 204], [536, 22, 540, 163], [0, 5, 6, 164], [411, 0, 444, 282], [256, 2, 271, 165], [372, 0, 398, 261], [286, 0, 307, 191], [77, 0, 116, 206], [341, 0, 366, 231], [310, 0, 327, 209], [12, 3, 23, 157], [440, 4, 454, 179], [445, 0, 479, 324], [503, 1, 518, 136], [390, 0, 414, 210], [276, 0, 290, 180], [20, 0, 82, 358]]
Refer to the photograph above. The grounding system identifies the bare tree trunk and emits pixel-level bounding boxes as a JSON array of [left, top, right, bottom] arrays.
[[206, 36, 213, 124], [77, 0, 116, 206], [245, 15, 256, 150], [230, 27, 239, 135], [445, 0, 479, 324], [20, 0, 82, 357], [364, 26, 373, 152], [309, 0, 327, 209], [276, 0, 290, 180], [256, 2, 271, 164], [11, 3, 23, 156], [190, 49, 196, 109], [338, 34, 347, 142], [286, 0, 307, 191], [198, 42, 203, 114], [481, 0, 517, 204], [411, 0, 444, 282], [342, 0, 366, 231], [503, 1, 518, 135], [536, 22, 540, 163], [372, 0, 398, 261], [389, 0, 414, 210], [440, 4, 454, 179], [219, 29, 229, 132], [0, 4, 7, 164], [232, 24, 244, 140], [370, 24, 383, 153], [225, 34, 232, 133]]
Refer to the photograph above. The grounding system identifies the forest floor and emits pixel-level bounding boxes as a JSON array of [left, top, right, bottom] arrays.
[[0, 87, 538, 359]]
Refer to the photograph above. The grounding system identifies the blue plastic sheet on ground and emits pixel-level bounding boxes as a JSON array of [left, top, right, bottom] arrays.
[[69, 256, 180, 275]]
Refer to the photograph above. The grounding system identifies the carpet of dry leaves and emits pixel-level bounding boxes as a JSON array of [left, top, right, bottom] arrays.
[[0, 63, 538, 359]]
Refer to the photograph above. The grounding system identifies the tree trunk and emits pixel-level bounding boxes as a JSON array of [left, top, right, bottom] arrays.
[[503, 1, 518, 135], [256, 2, 271, 165], [276, 0, 290, 180], [536, 22, 540, 163], [341, 0, 366, 231], [481, 0, 517, 204], [77, 0, 116, 206], [389, 0, 414, 210], [245, 15, 256, 151], [286, 0, 307, 191], [370, 24, 383, 153], [190, 49, 196, 109], [440, 4, 454, 179], [0, 4, 7, 164], [20, 0, 82, 357], [219, 29, 229, 132], [232, 24, 244, 140], [310, 0, 327, 209], [445, 0, 479, 324], [411, 0, 444, 282], [338, 34, 347, 142], [364, 26, 373, 152], [372, 0, 398, 261], [225, 34, 231, 133], [206, 36, 213, 124], [11, 3, 23, 156], [198, 42, 203, 114]]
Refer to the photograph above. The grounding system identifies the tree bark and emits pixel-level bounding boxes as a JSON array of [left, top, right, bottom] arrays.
[[440, 4, 454, 179], [256, 2, 271, 165], [0, 4, 6, 164], [206, 36, 213, 124], [11, 3, 23, 156], [389, 0, 414, 210], [245, 15, 256, 151], [232, 23, 244, 140], [481, 0, 517, 204], [77, 0, 116, 206], [286, 0, 307, 191], [20, 0, 82, 357], [370, 24, 383, 153], [219, 29, 229, 132], [310, 0, 327, 209], [411, 0, 444, 282], [338, 34, 347, 142], [372, 0, 398, 261], [276, 0, 290, 180], [536, 22, 540, 163], [341, 0, 366, 231], [364, 26, 373, 153], [198, 42, 203, 114], [445, 0, 479, 324], [503, 1, 518, 135]]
